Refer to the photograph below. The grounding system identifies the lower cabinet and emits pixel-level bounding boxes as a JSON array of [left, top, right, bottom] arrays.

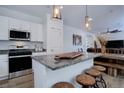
[[0, 55, 8, 80], [0, 62, 8, 78]]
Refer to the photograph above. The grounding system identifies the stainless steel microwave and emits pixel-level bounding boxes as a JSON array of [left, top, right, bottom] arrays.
[[9, 30, 30, 41]]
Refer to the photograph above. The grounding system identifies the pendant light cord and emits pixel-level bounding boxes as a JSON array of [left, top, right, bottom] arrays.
[[86, 5, 87, 16]]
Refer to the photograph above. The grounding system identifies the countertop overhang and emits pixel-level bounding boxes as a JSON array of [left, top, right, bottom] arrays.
[[32, 53, 101, 70]]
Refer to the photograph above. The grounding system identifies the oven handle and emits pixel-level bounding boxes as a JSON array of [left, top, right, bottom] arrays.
[[9, 55, 32, 58]]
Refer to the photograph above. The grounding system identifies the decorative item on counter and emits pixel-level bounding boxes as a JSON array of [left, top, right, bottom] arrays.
[[34, 44, 43, 52], [97, 34, 109, 54], [78, 48, 83, 52]]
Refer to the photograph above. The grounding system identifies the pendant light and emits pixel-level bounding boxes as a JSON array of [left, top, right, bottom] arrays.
[[52, 5, 63, 20], [85, 5, 92, 31]]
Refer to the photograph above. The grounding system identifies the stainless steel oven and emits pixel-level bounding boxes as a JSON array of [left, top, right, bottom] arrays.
[[9, 30, 30, 41], [9, 49, 32, 79]]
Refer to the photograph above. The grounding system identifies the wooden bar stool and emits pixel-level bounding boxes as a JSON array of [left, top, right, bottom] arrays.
[[93, 65, 106, 72], [52, 82, 74, 88], [85, 68, 106, 88], [92, 65, 107, 88], [76, 74, 96, 88]]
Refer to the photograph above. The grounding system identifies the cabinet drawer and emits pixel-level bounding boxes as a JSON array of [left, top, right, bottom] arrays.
[[0, 55, 8, 62]]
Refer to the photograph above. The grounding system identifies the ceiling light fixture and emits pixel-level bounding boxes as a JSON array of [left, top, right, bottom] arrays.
[[52, 5, 62, 20], [85, 5, 92, 31]]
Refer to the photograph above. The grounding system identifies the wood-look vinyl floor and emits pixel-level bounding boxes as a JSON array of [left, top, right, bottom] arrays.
[[0, 73, 124, 88], [0, 74, 34, 88]]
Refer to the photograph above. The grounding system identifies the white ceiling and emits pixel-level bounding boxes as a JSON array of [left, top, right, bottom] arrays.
[[0, 5, 124, 33]]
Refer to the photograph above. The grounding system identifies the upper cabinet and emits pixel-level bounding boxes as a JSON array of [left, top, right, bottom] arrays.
[[48, 18, 63, 30], [30, 23, 43, 42], [0, 16, 43, 42], [8, 18, 30, 32], [37, 24, 43, 42], [0, 16, 9, 40]]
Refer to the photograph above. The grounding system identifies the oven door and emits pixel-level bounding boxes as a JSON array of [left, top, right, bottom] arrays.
[[9, 56, 32, 78]]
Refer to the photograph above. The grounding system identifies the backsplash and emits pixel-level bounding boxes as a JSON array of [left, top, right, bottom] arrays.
[[0, 40, 44, 50]]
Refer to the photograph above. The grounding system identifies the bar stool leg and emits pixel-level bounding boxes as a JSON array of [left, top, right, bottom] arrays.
[[100, 75, 107, 88], [94, 83, 99, 88], [94, 75, 107, 88]]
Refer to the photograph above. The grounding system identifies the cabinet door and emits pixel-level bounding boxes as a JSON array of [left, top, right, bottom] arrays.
[[30, 23, 38, 41], [20, 20, 30, 31], [48, 18, 63, 30], [0, 61, 8, 78], [0, 16, 9, 40], [8, 18, 30, 31], [31, 23, 43, 42], [8, 18, 21, 30], [47, 27, 63, 53], [37, 24, 43, 41]]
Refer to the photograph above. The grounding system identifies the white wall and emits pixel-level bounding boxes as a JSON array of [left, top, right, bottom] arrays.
[[106, 32, 124, 41], [0, 7, 42, 24], [63, 25, 88, 53], [92, 6, 124, 34]]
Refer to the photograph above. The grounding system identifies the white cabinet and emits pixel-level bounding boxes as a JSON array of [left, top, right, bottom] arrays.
[[37, 24, 43, 41], [46, 14, 63, 54], [30, 23, 38, 41], [8, 18, 30, 32], [31, 23, 43, 42], [0, 55, 8, 80], [8, 18, 21, 30], [0, 16, 9, 40], [20, 20, 30, 31]]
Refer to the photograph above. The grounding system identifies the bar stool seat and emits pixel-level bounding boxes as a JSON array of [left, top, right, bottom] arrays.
[[76, 74, 96, 88], [52, 82, 74, 88], [92, 65, 107, 88], [86, 69, 101, 77], [86, 68, 106, 88], [93, 65, 106, 72]]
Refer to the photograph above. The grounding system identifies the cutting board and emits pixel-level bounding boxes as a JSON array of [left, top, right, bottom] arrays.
[[55, 52, 83, 59]]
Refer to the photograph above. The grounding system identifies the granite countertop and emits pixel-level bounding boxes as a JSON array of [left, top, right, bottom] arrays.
[[32, 53, 101, 70], [0, 50, 9, 55]]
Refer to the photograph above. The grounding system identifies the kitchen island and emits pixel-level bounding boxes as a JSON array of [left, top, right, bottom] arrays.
[[32, 53, 101, 88]]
